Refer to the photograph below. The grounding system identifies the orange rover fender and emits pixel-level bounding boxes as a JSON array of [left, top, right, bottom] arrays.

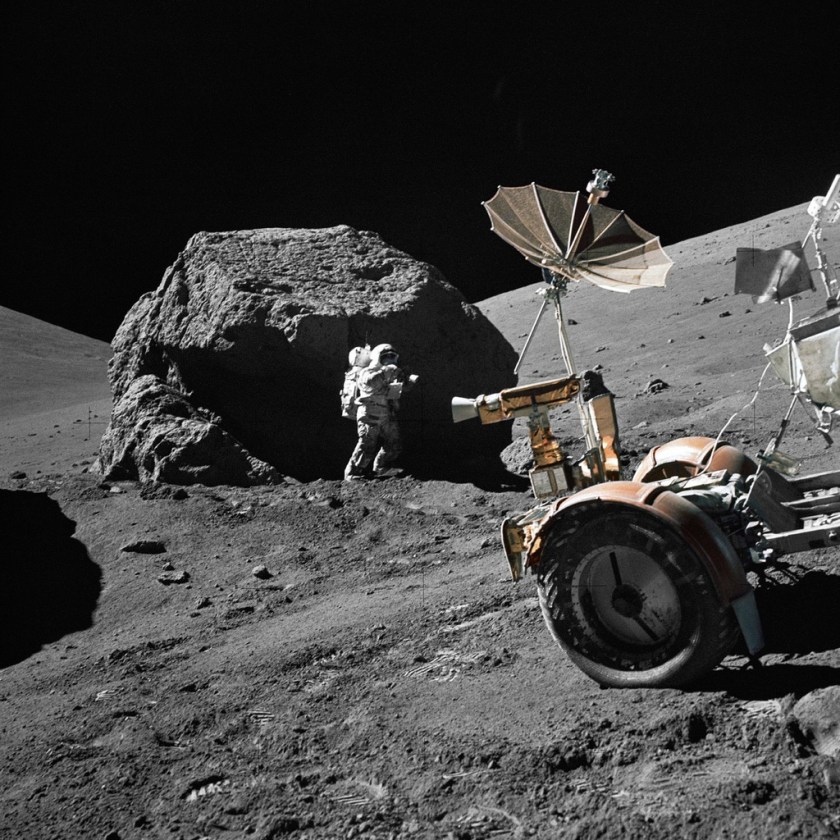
[[633, 436, 757, 483], [528, 481, 752, 605]]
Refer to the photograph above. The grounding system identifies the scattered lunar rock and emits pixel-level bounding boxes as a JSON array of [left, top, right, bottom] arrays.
[[94, 226, 516, 484], [157, 570, 189, 585], [729, 778, 777, 806], [645, 378, 670, 394], [183, 776, 230, 802], [223, 795, 251, 816], [719, 311, 732, 317], [120, 539, 166, 554], [309, 494, 342, 508], [261, 816, 307, 834], [252, 564, 272, 580], [139, 482, 189, 501], [790, 686, 840, 757]]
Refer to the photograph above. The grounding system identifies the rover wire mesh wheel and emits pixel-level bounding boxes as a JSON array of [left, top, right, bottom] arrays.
[[536, 501, 740, 688]]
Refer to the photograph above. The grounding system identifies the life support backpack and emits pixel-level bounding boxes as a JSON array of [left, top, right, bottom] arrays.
[[340, 345, 371, 419]]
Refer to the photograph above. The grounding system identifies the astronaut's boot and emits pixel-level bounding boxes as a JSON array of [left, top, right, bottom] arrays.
[[344, 462, 364, 482], [373, 467, 403, 478]]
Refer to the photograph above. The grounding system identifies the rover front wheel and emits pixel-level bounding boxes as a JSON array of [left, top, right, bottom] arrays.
[[537, 501, 740, 688]]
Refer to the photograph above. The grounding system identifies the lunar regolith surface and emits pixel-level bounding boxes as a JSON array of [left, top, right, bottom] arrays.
[[1, 203, 838, 839]]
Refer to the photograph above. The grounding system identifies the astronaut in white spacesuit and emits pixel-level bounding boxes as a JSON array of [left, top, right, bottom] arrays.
[[344, 343, 417, 480]]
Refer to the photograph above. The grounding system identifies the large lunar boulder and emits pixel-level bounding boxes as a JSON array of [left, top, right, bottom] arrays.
[[95, 226, 517, 484]]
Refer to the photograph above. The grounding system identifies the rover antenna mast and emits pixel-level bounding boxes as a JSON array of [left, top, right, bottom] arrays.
[[805, 174, 840, 305], [512, 169, 616, 376]]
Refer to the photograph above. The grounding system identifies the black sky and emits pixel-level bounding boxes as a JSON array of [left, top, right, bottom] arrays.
[[7, 2, 839, 342]]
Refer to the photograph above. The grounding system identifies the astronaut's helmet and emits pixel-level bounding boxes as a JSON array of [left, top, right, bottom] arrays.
[[370, 343, 399, 367]]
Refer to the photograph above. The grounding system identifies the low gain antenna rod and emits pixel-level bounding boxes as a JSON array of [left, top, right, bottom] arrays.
[[805, 174, 840, 306]]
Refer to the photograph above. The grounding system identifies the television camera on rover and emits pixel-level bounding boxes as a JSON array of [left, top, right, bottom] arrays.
[[451, 369, 620, 499], [453, 171, 840, 688]]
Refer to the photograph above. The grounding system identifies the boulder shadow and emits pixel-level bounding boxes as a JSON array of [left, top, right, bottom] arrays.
[[692, 566, 840, 699], [412, 454, 531, 493], [693, 664, 840, 701], [752, 567, 840, 655], [1, 489, 101, 668]]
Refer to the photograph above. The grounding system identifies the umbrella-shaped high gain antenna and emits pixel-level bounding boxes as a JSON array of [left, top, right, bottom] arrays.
[[483, 169, 673, 376]]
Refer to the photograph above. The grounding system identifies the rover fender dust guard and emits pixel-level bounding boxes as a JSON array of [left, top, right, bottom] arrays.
[[527, 481, 765, 656], [633, 436, 757, 483]]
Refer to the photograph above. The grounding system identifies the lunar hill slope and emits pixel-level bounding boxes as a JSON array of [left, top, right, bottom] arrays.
[[1, 202, 838, 840]]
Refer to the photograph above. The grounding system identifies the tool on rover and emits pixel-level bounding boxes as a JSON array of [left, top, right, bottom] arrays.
[[454, 171, 840, 688]]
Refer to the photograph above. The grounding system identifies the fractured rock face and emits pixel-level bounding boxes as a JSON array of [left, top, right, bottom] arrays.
[[95, 226, 517, 483], [97, 375, 279, 486]]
